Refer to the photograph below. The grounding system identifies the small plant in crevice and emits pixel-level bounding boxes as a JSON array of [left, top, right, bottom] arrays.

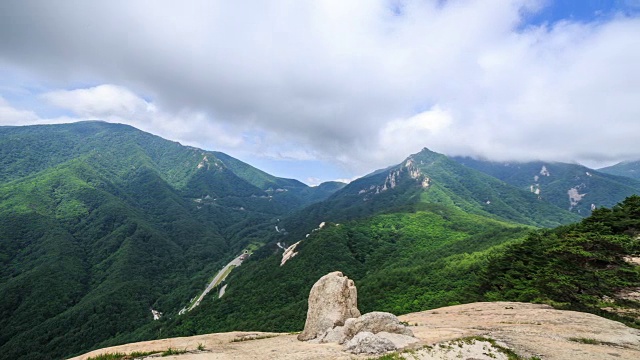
[[161, 347, 188, 356]]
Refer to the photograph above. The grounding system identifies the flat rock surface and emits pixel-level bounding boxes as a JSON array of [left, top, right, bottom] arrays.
[[70, 302, 640, 360], [400, 301, 640, 360]]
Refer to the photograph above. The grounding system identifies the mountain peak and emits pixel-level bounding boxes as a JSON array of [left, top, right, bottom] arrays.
[[409, 147, 446, 163]]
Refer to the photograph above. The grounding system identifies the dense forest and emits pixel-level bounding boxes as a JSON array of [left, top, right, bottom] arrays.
[[164, 196, 640, 337], [481, 195, 640, 327], [162, 203, 533, 337], [0, 122, 341, 360]]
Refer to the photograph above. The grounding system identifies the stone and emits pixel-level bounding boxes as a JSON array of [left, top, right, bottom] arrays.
[[343, 331, 396, 354], [317, 326, 345, 344], [375, 331, 419, 349], [340, 311, 413, 343], [297, 271, 361, 341]]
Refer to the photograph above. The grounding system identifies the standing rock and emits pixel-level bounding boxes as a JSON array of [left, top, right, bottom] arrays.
[[297, 271, 361, 341]]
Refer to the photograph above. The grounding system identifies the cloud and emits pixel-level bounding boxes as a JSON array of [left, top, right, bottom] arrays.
[[1, 0, 640, 175], [40, 84, 245, 149], [0, 96, 39, 125]]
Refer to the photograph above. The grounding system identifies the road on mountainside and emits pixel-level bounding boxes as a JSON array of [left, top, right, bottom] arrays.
[[188, 254, 245, 311]]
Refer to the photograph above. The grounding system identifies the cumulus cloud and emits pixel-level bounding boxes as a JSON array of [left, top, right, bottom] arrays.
[[41, 84, 245, 149], [1, 0, 639, 176], [0, 96, 39, 125]]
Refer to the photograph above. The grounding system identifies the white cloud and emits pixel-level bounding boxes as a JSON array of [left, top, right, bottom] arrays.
[[0, 96, 39, 125], [41, 85, 245, 150], [1, 1, 640, 175], [369, 106, 454, 168], [43, 85, 150, 119]]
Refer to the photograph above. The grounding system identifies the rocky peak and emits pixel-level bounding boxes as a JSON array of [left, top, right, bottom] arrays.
[[358, 157, 431, 200]]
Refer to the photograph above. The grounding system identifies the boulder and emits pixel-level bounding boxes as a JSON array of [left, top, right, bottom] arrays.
[[297, 271, 361, 341], [375, 331, 419, 348], [343, 332, 396, 354], [340, 311, 413, 343], [317, 326, 345, 344]]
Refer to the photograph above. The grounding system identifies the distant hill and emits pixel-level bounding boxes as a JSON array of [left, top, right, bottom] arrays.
[[453, 157, 640, 215], [600, 160, 640, 180], [0, 121, 341, 360], [278, 149, 580, 240]]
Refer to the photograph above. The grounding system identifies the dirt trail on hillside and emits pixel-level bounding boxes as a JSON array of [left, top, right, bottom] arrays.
[[70, 302, 640, 360]]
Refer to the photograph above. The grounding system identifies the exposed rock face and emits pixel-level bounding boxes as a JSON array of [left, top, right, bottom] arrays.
[[341, 311, 413, 343], [342, 331, 419, 354], [297, 271, 360, 341], [342, 331, 396, 354]]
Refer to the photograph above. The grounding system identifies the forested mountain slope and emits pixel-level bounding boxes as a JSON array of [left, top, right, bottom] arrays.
[[166, 203, 533, 336], [0, 122, 341, 360], [600, 160, 640, 180], [277, 149, 580, 242], [2, 123, 635, 359], [160, 149, 584, 337], [164, 195, 640, 339], [453, 157, 640, 215], [481, 195, 640, 328]]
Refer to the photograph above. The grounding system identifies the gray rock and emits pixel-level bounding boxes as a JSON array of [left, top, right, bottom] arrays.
[[297, 271, 361, 341], [317, 326, 344, 344], [340, 311, 413, 343], [343, 331, 397, 354], [376, 331, 419, 348]]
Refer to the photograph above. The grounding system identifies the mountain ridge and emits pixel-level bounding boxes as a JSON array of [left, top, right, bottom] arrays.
[[1, 122, 639, 359], [0, 121, 344, 360], [453, 156, 640, 215]]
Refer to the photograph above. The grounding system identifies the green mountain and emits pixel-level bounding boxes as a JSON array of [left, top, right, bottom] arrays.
[[160, 148, 584, 337], [165, 193, 640, 340], [279, 149, 580, 238], [0, 122, 340, 360], [4, 123, 633, 360], [600, 160, 640, 180], [166, 203, 534, 336], [453, 157, 640, 215]]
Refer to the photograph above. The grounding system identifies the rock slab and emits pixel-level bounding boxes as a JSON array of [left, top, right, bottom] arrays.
[[342, 331, 396, 354], [341, 311, 414, 343], [297, 271, 360, 341]]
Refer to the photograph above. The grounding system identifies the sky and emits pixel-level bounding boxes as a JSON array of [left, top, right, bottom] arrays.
[[1, 0, 640, 185]]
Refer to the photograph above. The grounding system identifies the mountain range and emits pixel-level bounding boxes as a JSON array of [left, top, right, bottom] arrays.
[[453, 156, 640, 215], [1, 121, 639, 360], [600, 160, 640, 180], [0, 122, 342, 359]]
